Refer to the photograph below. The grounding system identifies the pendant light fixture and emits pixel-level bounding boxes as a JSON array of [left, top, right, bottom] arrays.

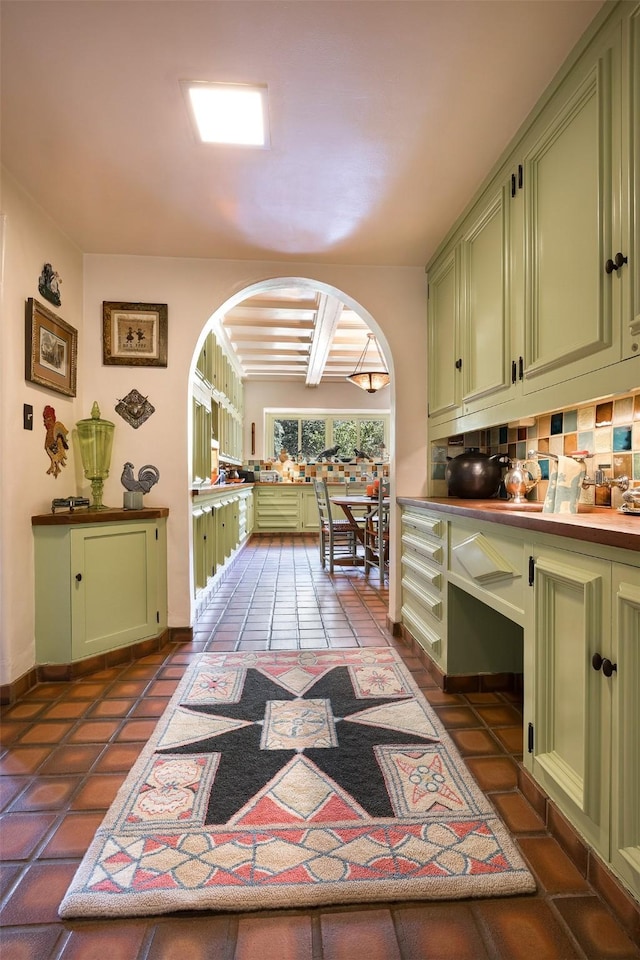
[[346, 333, 390, 393]]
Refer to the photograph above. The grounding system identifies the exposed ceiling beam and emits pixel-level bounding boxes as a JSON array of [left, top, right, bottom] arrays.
[[306, 294, 344, 387]]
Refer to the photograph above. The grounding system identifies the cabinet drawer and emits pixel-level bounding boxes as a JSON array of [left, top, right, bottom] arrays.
[[401, 530, 444, 566], [401, 599, 443, 657], [401, 568, 443, 620], [401, 548, 443, 593], [402, 509, 445, 542]]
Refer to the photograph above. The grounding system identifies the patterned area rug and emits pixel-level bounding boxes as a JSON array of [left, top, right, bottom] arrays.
[[59, 648, 535, 918]]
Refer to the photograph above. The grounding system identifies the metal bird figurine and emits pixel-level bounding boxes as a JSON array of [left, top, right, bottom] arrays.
[[317, 444, 340, 461], [120, 462, 160, 494]]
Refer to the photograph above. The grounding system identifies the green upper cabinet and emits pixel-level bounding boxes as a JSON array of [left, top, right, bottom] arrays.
[[521, 14, 622, 393], [427, 249, 461, 420], [460, 184, 514, 413], [427, 2, 639, 431]]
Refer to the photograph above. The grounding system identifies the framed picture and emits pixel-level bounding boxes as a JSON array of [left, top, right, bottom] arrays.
[[102, 301, 168, 367], [25, 297, 77, 397]]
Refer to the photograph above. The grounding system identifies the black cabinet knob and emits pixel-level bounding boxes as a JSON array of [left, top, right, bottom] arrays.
[[605, 252, 628, 274], [592, 652, 617, 676], [75, 573, 82, 582]]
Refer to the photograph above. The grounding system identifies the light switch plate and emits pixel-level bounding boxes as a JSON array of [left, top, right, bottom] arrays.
[[23, 403, 33, 430]]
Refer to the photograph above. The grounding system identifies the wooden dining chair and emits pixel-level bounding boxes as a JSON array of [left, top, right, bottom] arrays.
[[364, 481, 390, 585], [313, 478, 360, 574]]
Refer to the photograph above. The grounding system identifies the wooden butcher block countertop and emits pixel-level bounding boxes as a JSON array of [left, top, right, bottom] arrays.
[[397, 497, 640, 553]]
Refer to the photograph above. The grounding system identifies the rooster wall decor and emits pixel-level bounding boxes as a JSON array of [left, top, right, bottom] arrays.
[[42, 405, 69, 478], [121, 462, 160, 494]]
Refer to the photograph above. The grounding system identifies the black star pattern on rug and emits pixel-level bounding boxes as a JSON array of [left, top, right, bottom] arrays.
[[155, 666, 438, 823]]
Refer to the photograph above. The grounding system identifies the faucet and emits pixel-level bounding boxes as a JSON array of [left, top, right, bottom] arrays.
[[582, 471, 629, 492]]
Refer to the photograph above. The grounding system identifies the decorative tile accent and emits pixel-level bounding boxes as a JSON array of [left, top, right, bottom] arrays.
[[563, 434, 578, 456], [613, 396, 634, 424], [595, 401, 613, 426], [550, 413, 563, 435], [612, 425, 632, 452], [577, 405, 595, 430], [577, 431, 594, 454], [563, 410, 578, 432], [537, 415, 551, 438], [595, 427, 612, 453]]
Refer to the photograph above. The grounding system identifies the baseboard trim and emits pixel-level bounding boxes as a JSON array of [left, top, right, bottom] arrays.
[[0, 627, 194, 704]]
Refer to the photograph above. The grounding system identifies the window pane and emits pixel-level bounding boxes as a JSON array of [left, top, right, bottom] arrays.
[[333, 419, 357, 459], [301, 420, 326, 459], [272, 419, 298, 459], [360, 420, 385, 456]]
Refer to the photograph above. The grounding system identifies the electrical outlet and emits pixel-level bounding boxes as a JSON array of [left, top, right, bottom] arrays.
[[23, 404, 33, 430]]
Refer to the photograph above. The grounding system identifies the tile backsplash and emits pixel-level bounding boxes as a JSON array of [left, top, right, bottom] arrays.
[[431, 391, 640, 507], [244, 459, 389, 484]]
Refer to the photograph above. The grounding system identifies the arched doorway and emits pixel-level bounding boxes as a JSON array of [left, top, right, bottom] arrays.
[[189, 276, 395, 617]]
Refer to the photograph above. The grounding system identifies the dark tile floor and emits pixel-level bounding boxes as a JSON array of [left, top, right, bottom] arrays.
[[1, 535, 639, 959]]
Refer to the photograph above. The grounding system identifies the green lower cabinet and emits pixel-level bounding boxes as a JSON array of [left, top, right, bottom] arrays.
[[254, 487, 300, 531], [529, 546, 640, 901], [34, 517, 167, 665]]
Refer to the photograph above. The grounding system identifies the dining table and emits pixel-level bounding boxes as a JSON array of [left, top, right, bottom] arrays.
[[330, 494, 390, 544]]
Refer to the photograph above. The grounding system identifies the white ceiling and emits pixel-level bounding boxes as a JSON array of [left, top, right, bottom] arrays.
[[1, 0, 604, 382]]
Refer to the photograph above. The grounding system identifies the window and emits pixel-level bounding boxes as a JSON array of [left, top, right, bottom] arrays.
[[266, 413, 389, 460]]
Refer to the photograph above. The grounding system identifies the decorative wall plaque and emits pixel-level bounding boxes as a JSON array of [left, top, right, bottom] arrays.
[[115, 388, 155, 429]]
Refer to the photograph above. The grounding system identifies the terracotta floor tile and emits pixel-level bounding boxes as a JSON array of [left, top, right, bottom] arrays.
[[8, 776, 81, 811], [490, 791, 547, 834], [128, 698, 175, 719], [107, 681, 149, 699], [40, 811, 105, 857], [87, 699, 135, 719], [553, 895, 640, 958], [41, 701, 91, 720], [394, 902, 491, 959], [68, 720, 122, 743], [146, 679, 179, 697], [0, 722, 31, 745], [145, 915, 233, 959], [235, 914, 313, 960], [0, 861, 22, 899], [94, 743, 144, 772], [0, 775, 29, 811], [38, 744, 103, 776], [0, 747, 51, 776], [0, 926, 65, 958], [449, 728, 503, 756], [320, 909, 401, 960], [16, 721, 74, 745], [0, 861, 77, 925], [432, 706, 480, 729], [58, 920, 149, 959], [70, 773, 124, 810], [115, 718, 158, 741], [1, 702, 46, 720], [66, 683, 111, 701], [474, 704, 524, 726], [0, 812, 57, 858], [464, 756, 519, 791], [474, 897, 582, 959], [518, 836, 591, 893], [493, 725, 525, 754]]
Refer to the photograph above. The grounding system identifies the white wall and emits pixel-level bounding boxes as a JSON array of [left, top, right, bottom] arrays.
[[0, 170, 84, 685], [82, 256, 428, 637], [0, 191, 427, 685]]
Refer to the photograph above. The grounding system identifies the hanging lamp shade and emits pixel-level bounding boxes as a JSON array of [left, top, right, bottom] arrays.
[[346, 333, 390, 393]]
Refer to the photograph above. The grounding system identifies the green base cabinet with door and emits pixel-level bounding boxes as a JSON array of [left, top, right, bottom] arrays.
[[32, 509, 168, 665]]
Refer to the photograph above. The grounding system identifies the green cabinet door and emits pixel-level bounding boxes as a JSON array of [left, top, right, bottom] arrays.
[[531, 548, 612, 857], [427, 249, 461, 421], [610, 562, 640, 901], [460, 184, 513, 413], [70, 523, 158, 659], [523, 20, 622, 392]]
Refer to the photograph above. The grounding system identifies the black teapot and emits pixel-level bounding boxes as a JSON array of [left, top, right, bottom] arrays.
[[445, 448, 509, 499]]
